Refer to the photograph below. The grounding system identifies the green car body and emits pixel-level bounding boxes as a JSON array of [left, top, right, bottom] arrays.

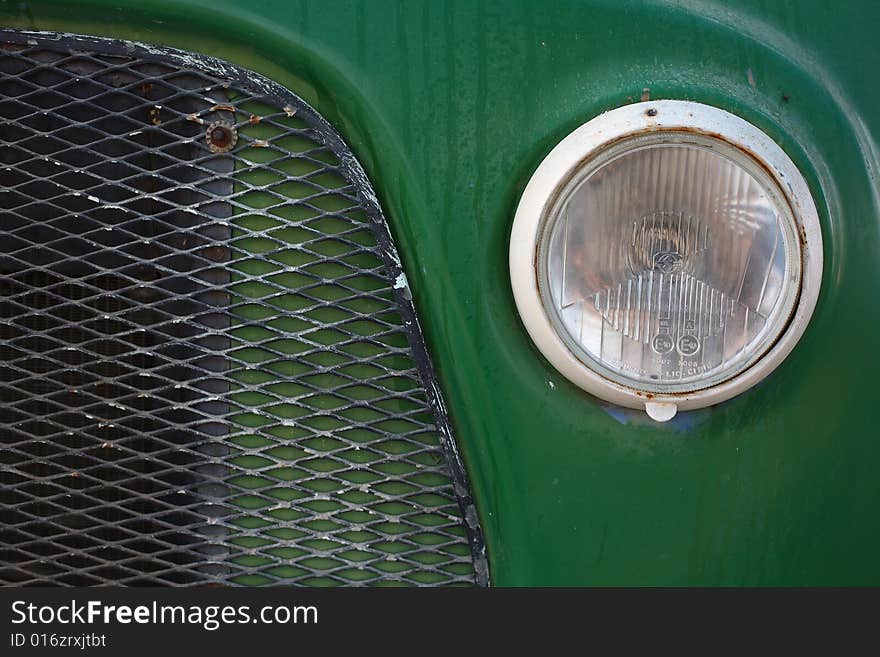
[[3, 0, 879, 585]]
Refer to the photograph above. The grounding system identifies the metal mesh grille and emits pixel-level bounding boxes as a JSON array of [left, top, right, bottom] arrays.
[[0, 32, 486, 586]]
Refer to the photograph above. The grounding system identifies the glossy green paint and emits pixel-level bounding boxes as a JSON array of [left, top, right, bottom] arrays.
[[4, 0, 879, 585]]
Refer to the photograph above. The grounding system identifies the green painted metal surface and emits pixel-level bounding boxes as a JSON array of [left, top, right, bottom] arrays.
[[3, 0, 879, 585]]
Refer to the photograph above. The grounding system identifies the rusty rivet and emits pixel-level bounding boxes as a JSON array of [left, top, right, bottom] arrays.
[[206, 121, 237, 153]]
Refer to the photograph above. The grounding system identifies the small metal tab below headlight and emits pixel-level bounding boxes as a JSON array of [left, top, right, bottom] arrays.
[[510, 100, 823, 421]]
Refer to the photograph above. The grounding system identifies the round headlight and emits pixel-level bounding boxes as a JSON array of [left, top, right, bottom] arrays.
[[510, 101, 822, 421]]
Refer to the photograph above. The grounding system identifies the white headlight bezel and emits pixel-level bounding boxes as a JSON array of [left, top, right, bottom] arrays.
[[509, 100, 823, 419]]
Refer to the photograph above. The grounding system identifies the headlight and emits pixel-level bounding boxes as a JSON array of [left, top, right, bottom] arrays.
[[510, 101, 822, 421]]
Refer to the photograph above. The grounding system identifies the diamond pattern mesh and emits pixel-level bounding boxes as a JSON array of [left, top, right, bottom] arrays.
[[0, 33, 485, 586]]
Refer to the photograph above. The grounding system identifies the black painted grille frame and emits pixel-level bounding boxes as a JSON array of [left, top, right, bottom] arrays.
[[0, 30, 488, 587]]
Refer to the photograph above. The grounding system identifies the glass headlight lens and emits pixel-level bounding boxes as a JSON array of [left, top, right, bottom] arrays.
[[538, 132, 802, 393]]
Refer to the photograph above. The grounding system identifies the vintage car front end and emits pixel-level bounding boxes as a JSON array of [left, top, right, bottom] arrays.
[[1, 0, 879, 588]]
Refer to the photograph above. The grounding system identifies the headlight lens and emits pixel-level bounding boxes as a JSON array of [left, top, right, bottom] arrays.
[[539, 132, 801, 393]]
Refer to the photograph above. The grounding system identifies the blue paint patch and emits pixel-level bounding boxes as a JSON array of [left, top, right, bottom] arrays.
[[600, 403, 710, 432]]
